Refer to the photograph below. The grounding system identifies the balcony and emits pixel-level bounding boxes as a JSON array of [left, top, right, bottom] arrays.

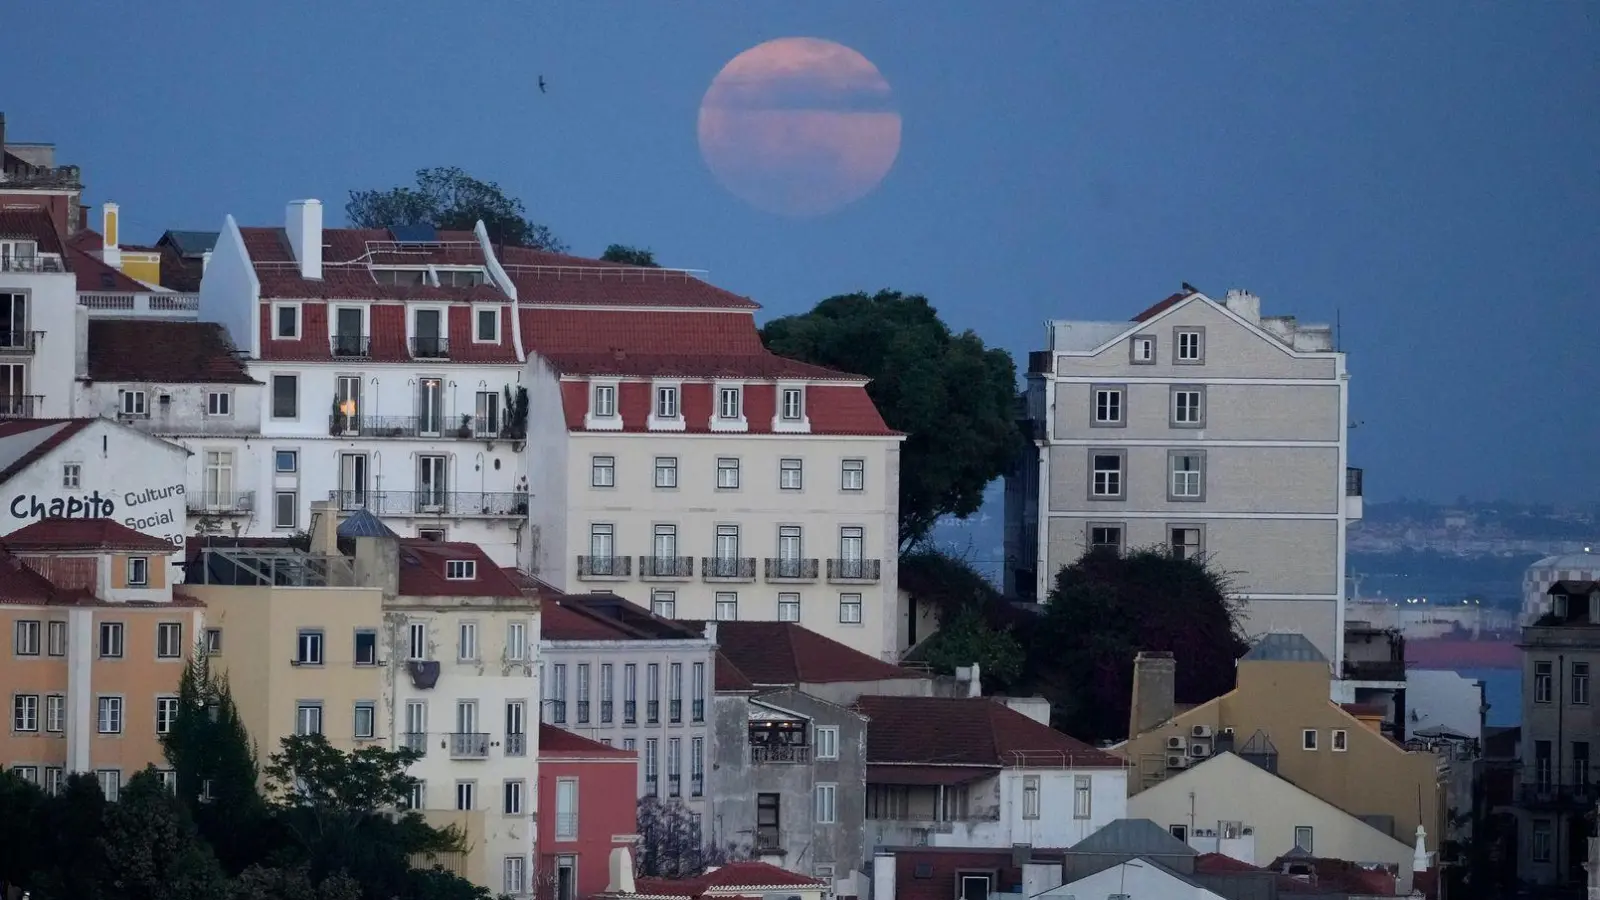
[[401, 732, 427, 755], [1343, 659, 1406, 683], [577, 555, 632, 580], [827, 558, 881, 583], [601, 701, 614, 722], [691, 774, 704, 796], [329, 490, 528, 518], [1518, 782, 1599, 811], [644, 776, 658, 795], [577, 701, 591, 724], [549, 700, 568, 725], [185, 491, 257, 515], [751, 744, 811, 765], [624, 701, 637, 724], [639, 556, 693, 580], [702, 557, 756, 582], [505, 732, 527, 757], [1345, 466, 1364, 521], [0, 395, 43, 418], [669, 700, 682, 723], [1, 254, 66, 273], [692, 700, 704, 722], [411, 336, 450, 359], [79, 291, 198, 317], [764, 558, 819, 582], [0, 164, 81, 189], [647, 701, 660, 724], [449, 732, 489, 759], [0, 331, 43, 355], [755, 829, 783, 853], [325, 414, 487, 440], [331, 335, 371, 359]]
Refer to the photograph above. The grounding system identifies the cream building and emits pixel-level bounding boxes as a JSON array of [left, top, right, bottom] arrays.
[[1006, 287, 1360, 663]]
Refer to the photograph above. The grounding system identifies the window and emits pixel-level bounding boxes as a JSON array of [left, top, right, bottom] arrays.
[[476, 307, 500, 342], [1302, 729, 1318, 750], [1535, 661, 1553, 703], [206, 391, 231, 416], [654, 457, 678, 488], [503, 857, 527, 896], [715, 593, 739, 621], [274, 304, 300, 339], [1130, 334, 1156, 364], [591, 455, 615, 488], [418, 527, 446, 542], [647, 664, 661, 723], [13, 694, 38, 731], [47, 621, 66, 656], [839, 593, 863, 624], [1175, 327, 1204, 363], [157, 622, 182, 658], [1169, 451, 1205, 500], [125, 556, 149, 586], [716, 457, 741, 489], [1575, 662, 1591, 706], [778, 594, 801, 622], [271, 374, 299, 418], [1073, 774, 1091, 819], [458, 621, 479, 661], [1092, 386, 1124, 425], [718, 386, 742, 419], [98, 696, 123, 734], [692, 662, 705, 722], [780, 458, 803, 490], [1532, 819, 1552, 862], [347, 629, 376, 666], [347, 701, 373, 739], [601, 664, 615, 723], [99, 622, 124, 658], [474, 390, 501, 436], [1170, 824, 1188, 841], [692, 737, 705, 795], [841, 458, 865, 491], [504, 779, 525, 815], [1294, 826, 1314, 853], [1022, 775, 1041, 819], [274, 491, 298, 530], [296, 630, 324, 665], [667, 737, 682, 795], [592, 384, 616, 418], [62, 463, 81, 489], [1169, 526, 1203, 560], [156, 769, 176, 791], [1332, 728, 1348, 751], [403, 780, 425, 810], [816, 726, 839, 760], [44, 767, 63, 796], [781, 387, 804, 420], [1089, 524, 1123, 555], [507, 622, 528, 662], [203, 628, 222, 656], [97, 770, 121, 802], [577, 663, 592, 723], [156, 696, 180, 734], [652, 591, 676, 619], [815, 783, 837, 824], [14, 620, 40, 656], [120, 389, 148, 416], [643, 740, 659, 794], [455, 781, 476, 811], [655, 384, 679, 419], [296, 703, 323, 735], [1171, 386, 1205, 426], [446, 559, 477, 580], [45, 694, 64, 732], [624, 664, 638, 723], [550, 664, 569, 723], [1090, 451, 1125, 499], [556, 778, 579, 837], [1535, 740, 1553, 787], [275, 450, 298, 473]]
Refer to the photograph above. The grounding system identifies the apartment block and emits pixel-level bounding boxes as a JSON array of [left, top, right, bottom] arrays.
[[1007, 287, 1359, 663]]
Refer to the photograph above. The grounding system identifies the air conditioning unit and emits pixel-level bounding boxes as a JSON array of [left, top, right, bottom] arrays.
[[1166, 736, 1187, 751], [1191, 725, 1213, 739], [1166, 755, 1189, 769], [1241, 827, 1254, 836], [1189, 743, 1211, 759], [237, 494, 254, 511]]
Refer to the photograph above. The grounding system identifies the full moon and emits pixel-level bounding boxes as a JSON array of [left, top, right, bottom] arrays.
[[698, 37, 902, 218]]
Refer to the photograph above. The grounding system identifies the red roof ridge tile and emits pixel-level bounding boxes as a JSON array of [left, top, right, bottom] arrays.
[[1131, 290, 1196, 322], [3, 517, 178, 553]]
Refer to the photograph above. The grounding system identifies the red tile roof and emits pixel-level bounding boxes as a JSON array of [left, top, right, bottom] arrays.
[[558, 381, 893, 436], [0, 549, 64, 603], [1195, 853, 1263, 875], [86, 320, 256, 384], [705, 621, 922, 686], [538, 723, 635, 758], [864, 764, 996, 785], [397, 540, 526, 597], [1131, 290, 1194, 322], [0, 209, 64, 253], [855, 696, 1124, 769], [255, 300, 519, 364], [0, 420, 94, 486], [542, 594, 707, 641], [69, 246, 153, 294], [498, 244, 758, 310], [2, 518, 178, 553], [632, 861, 823, 897], [888, 850, 1021, 900], [714, 652, 757, 692]]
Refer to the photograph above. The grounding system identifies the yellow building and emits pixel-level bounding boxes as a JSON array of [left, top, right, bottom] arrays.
[[1116, 633, 1442, 848]]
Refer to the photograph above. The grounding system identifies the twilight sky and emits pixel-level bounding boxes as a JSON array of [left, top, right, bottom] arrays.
[[4, 1, 1595, 504]]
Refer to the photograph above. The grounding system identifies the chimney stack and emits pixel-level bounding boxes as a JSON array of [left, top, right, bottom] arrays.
[[285, 199, 323, 280], [101, 202, 122, 269], [872, 852, 896, 900], [1130, 651, 1177, 738], [605, 847, 637, 894]]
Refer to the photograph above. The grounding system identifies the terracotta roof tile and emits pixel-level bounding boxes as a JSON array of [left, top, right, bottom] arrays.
[[256, 299, 517, 363], [1195, 853, 1263, 875], [0, 419, 95, 486], [632, 860, 822, 897], [1131, 290, 1194, 322], [542, 594, 706, 641], [557, 381, 893, 436], [539, 723, 635, 758], [498, 245, 758, 311], [714, 652, 757, 692], [397, 540, 527, 598], [704, 621, 922, 686], [0, 209, 64, 253], [855, 696, 1123, 768], [86, 320, 256, 384], [69, 246, 152, 293], [0, 549, 60, 603], [2, 518, 178, 553]]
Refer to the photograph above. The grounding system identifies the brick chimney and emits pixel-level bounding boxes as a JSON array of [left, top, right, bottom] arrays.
[[1129, 651, 1176, 738]]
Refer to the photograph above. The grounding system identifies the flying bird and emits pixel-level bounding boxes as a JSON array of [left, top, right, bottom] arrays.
[[538, 76, 547, 94]]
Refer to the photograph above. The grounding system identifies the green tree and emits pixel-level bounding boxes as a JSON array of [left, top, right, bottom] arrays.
[[26, 773, 111, 900], [760, 291, 1019, 546], [346, 167, 565, 251], [101, 767, 230, 900], [899, 550, 1025, 689], [161, 651, 264, 872], [1033, 547, 1247, 743], [635, 797, 748, 878], [0, 766, 47, 898], [229, 865, 362, 900], [600, 244, 659, 267]]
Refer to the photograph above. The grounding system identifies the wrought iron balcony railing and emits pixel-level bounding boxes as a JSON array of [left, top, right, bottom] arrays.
[[692, 700, 704, 722], [667, 775, 681, 797], [0, 395, 43, 418], [639, 556, 693, 579], [601, 700, 614, 723], [624, 701, 637, 724], [765, 558, 819, 581], [669, 700, 682, 723], [549, 700, 567, 724], [0, 331, 43, 355], [644, 776, 658, 796], [577, 555, 632, 579], [326, 414, 486, 440], [401, 732, 427, 755], [1518, 782, 1599, 810], [577, 700, 591, 724], [328, 490, 528, 518], [505, 732, 527, 757], [449, 732, 489, 759], [750, 744, 811, 765], [185, 490, 257, 515], [691, 774, 704, 796], [331, 335, 370, 358], [702, 557, 756, 580], [828, 558, 882, 582], [410, 336, 450, 359], [755, 829, 782, 852], [647, 700, 660, 724]]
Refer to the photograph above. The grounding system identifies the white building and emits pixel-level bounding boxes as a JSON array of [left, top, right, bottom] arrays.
[[0, 208, 78, 419], [1006, 287, 1359, 663]]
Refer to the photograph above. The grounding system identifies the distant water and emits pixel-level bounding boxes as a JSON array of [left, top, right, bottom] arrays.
[[1446, 667, 1521, 727]]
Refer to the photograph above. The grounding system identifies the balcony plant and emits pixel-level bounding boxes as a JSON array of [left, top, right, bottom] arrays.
[[501, 385, 529, 441], [456, 414, 473, 439], [328, 397, 345, 436]]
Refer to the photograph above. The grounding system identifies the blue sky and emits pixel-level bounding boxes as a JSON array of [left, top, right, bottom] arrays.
[[5, 1, 1595, 504]]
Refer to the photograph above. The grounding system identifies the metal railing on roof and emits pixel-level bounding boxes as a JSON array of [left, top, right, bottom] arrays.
[[1, 255, 66, 273], [497, 263, 708, 280], [188, 547, 356, 587]]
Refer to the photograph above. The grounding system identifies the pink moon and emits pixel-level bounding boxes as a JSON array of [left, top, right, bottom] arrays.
[[698, 37, 902, 218]]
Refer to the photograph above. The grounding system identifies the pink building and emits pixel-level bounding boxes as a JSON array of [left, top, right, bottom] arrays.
[[539, 723, 639, 900]]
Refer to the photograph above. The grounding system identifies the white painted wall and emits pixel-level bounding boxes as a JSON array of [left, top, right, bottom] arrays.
[[76, 381, 264, 437], [3, 266, 77, 418], [1044, 861, 1228, 900], [999, 768, 1127, 848], [198, 216, 259, 356], [522, 359, 569, 579]]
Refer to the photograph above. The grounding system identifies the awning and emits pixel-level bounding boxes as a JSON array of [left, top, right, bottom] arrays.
[[866, 764, 997, 786]]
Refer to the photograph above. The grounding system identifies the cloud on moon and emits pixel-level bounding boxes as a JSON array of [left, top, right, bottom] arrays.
[[698, 37, 902, 217]]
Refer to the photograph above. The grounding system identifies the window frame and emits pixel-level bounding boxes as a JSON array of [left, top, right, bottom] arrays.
[[1088, 523, 1124, 555], [156, 622, 182, 658], [503, 779, 525, 816], [1534, 661, 1553, 704], [97, 695, 124, 734], [272, 302, 302, 340], [1022, 774, 1041, 819], [46, 621, 66, 656], [296, 702, 323, 736], [1091, 384, 1126, 427], [1294, 825, 1314, 853], [156, 696, 180, 734], [815, 726, 839, 760], [1073, 774, 1092, 819], [715, 592, 739, 622], [779, 458, 803, 491], [274, 490, 298, 530], [780, 386, 805, 421], [653, 382, 681, 420], [1168, 524, 1204, 560], [838, 593, 864, 625], [62, 462, 81, 489], [1302, 729, 1318, 751], [840, 458, 865, 492], [590, 455, 616, 488], [717, 385, 742, 420], [446, 559, 478, 581], [473, 305, 501, 343], [1573, 662, 1591, 705], [716, 457, 741, 490], [13, 694, 38, 732], [1173, 326, 1206, 364], [1170, 384, 1207, 428], [99, 622, 124, 659], [270, 373, 299, 420], [274, 449, 299, 473], [654, 456, 679, 489], [354, 702, 376, 739], [296, 629, 325, 666], [815, 782, 838, 824], [1129, 334, 1157, 365], [14, 619, 40, 656], [119, 388, 148, 417], [206, 391, 232, 417], [591, 382, 617, 419], [1331, 728, 1349, 752], [1089, 449, 1127, 500], [778, 593, 801, 622], [1167, 450, 1207, 502]]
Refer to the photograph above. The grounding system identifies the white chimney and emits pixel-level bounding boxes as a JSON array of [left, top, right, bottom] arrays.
[[285, 199, 323, 280], [1223, 289, 1261, 324], [1412, 825, 1429, 873], [703, 621, 718, 644], [606, 847, 636, 894], [955, 663, 982, 698], [872, 852, 896, 900], [201, 249, 212, 272]]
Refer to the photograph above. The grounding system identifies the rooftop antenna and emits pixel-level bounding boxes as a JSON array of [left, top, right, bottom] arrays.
[[1335, 307, 1342, 352]]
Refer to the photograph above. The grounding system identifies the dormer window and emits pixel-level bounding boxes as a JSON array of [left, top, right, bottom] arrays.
[[127, 557, 149, 587], [474, 306, 500, 343], [718, 386, 742, 420], [273, 303, 301, 340], [774, 383, 810, 433], [1554, 593, 1569, 617], [445, 559, 477, 581], [782, 388, 804, 421], [593, 384, 616, 418], [656, 385, 679, 419]]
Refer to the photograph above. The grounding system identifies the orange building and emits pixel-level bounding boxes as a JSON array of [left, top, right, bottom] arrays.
[[1, 518, 200, 798]]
